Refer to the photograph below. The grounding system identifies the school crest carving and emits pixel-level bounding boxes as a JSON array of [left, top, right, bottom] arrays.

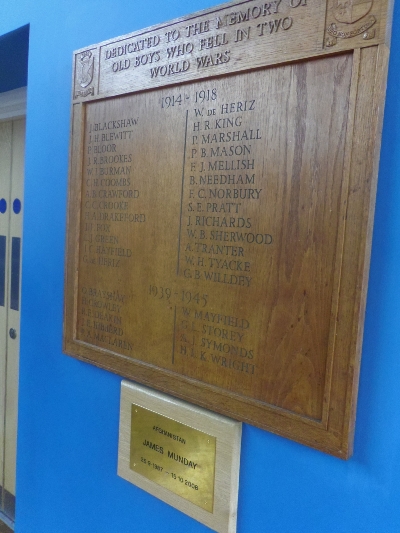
[[74, 51, 95, 99], [325, 0, 377, 47], [78, 51, 94, 88]]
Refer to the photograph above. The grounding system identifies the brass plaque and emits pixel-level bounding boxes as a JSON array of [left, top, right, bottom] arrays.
[[118, 381, 241, 533], [64, 0, 394, 458], [130, 404, 216, 512]]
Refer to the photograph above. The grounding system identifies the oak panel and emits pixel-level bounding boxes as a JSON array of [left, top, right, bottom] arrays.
[[64, 0, 394, 457]]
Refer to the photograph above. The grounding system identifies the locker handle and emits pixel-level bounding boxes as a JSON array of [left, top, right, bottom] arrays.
[[10, 237, 21, 311], [0, 236, 5, 307]]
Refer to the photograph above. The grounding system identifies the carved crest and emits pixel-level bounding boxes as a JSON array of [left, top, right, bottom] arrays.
[[78, 51, 94, 88], [334, 0, 373, 24], [326, 0, 376, 47]]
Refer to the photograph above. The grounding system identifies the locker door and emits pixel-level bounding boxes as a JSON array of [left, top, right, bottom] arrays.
[[0, 118, 25, 523]]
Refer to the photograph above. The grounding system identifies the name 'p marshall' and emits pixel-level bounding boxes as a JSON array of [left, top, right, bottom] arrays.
[[201, 129, 262, 144]]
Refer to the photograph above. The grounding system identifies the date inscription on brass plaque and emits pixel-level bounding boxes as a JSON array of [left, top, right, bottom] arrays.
[[130, 404, 216, 512]]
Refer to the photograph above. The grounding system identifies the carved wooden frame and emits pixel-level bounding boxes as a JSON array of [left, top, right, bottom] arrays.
[[64, 0, 394, 458]]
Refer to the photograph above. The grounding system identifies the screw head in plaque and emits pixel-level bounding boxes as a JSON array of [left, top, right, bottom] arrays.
[[75, 50, 95, 98], [325, 0, 377, 47]]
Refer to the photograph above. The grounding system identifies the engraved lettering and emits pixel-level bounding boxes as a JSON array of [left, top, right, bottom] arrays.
[[142, 440, 164, 454], [152, 426, 186, 444], [185, 21, 210, 37], [167, 450, 198, 470], [150, 61, 190, 77], [196, 50, 230, 69]]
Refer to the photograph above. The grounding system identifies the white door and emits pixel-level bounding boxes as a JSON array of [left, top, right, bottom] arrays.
[[0, 116, 25, 523]]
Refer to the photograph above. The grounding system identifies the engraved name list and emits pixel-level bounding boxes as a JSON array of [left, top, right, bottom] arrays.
[[65, 0, 394, 457]]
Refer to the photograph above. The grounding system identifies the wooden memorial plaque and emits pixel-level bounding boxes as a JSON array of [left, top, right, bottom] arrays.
[[64, 0, 394, 458]]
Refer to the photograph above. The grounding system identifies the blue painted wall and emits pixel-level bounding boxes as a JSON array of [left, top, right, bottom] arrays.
[[1, 1, 399, 531]]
